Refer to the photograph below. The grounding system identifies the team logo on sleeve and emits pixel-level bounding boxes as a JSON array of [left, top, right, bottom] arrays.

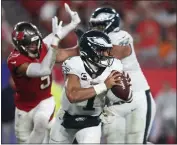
[[62, 66, 70, 74]]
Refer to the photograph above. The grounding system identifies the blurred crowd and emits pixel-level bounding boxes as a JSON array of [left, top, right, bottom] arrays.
[[1, 0, 176, 144], [19, 0, 177, 68]]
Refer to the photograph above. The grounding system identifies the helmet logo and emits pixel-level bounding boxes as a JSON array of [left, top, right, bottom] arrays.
[[12, 30, 24, 41], [87, 37, 112, 48], [31, 36, 39, 42]]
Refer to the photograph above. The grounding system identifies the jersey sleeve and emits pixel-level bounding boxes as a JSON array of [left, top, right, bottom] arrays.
[[7, 53, 31, 73], [62, 56, 80, 77], [109, 30, 133, 45]]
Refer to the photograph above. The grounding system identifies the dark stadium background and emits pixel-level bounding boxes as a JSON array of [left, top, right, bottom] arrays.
[[1, 0, 176, 144]]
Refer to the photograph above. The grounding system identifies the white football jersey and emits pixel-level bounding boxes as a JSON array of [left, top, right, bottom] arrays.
[[60, 56, 123, 116], [108, 30, 150, 92]]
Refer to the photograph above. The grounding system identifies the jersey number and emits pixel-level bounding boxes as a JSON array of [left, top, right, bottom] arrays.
[[83, 96, 96, 111], [40, 76, 50, 89]]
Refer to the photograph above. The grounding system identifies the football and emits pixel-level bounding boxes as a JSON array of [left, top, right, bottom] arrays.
[[111, 71, 132, 102]]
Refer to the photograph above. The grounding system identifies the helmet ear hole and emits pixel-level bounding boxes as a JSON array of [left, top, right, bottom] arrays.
[[94, 56, 99, 62]]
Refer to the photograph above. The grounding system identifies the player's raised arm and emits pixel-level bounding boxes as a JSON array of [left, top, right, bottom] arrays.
[[43, 3, 81, 63], [13, 18, 75, 77]]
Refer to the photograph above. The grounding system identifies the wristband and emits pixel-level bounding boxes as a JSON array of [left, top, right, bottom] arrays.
[[93, 83, 107, 95]]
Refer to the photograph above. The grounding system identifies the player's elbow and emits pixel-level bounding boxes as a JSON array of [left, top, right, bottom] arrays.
[[67, 91, 80, 103], [40, 68, 51, 76]]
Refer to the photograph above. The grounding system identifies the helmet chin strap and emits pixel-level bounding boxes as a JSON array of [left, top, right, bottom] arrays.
[[113, 27, 120, 32], [21, 45, 39, 58], [86, 59, 99, 71]]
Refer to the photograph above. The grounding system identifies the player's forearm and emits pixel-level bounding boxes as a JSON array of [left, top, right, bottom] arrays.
[[26, 47, 57, 77], [56, 46, 80, 63], [67, 87, 96, 103], [43, 33, 53, 48], [67, 83, 107, 103], [111, 45, 131, 59], [26, 37, 59, 77]]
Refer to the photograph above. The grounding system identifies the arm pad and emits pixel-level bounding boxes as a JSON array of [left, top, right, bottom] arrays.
[[26, 47, 57, 77]]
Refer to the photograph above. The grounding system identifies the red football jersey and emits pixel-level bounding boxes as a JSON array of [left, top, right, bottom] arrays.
[[7, 43, 52, 112]]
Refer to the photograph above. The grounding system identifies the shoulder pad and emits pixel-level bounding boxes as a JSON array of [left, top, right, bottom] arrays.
[[7, 51, 31, 72], [108, 30, 133, 45], [62, 56, 82, 76]]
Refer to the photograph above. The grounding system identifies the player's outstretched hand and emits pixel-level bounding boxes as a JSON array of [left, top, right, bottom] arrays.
[[64, 3, 81, 27], [104, 71, 122, 89], [52, 16, 64, 40]]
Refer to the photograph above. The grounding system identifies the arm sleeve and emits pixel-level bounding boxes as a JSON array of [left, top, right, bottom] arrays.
[[26, 46, 57, 77], [109, 31, 133, 46], [43, 33, 53, 48]]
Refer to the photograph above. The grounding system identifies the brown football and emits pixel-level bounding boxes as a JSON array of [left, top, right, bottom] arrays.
[[111, 71, 132, 102]]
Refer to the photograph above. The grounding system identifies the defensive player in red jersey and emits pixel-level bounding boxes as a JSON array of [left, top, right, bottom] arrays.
[[7, 3, 80, 143]]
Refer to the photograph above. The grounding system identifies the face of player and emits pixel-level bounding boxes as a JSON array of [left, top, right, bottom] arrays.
[[92, 25, 106, 32], [96, 48, 114, 67], [25, 40, 39, 54]]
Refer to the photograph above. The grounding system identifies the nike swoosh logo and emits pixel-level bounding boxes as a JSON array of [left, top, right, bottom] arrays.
[[118, 35, 126, 40]]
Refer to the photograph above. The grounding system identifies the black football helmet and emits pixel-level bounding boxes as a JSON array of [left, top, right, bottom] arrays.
[[12, 22, 42, 58], [89, 7, 120, 34], [79, 30, 114, 67]]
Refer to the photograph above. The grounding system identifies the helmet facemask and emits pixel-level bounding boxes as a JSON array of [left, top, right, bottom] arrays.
[[21, 36, 41, 58], [91, 48, 114, 67], [79, 30, 114, 68]]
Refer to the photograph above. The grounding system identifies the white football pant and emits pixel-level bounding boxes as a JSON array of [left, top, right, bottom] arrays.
[[102, 89, 156, 143], [49, 109, 101, 143], [15, 97, 55, 143]]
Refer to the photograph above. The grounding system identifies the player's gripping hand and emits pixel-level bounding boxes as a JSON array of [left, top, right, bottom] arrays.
[[122, 71, 131, 87], [104, 71, 122, 89], [64, 3, 81, 28], [51, 15, 76, 44]]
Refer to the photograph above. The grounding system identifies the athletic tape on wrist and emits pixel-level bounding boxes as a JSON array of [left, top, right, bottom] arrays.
[[93, 83, 107, 95]]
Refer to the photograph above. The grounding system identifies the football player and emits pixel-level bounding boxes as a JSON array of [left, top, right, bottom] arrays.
[[7, 3, 80, 143], [49, 30, 131, 143], [60, 4, 156, 143], [89, 7, 156, 143]]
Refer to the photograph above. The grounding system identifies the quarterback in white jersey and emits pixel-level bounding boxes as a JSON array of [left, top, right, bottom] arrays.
[[89, 7, 156, 143], [49, 30, 127, 143]]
